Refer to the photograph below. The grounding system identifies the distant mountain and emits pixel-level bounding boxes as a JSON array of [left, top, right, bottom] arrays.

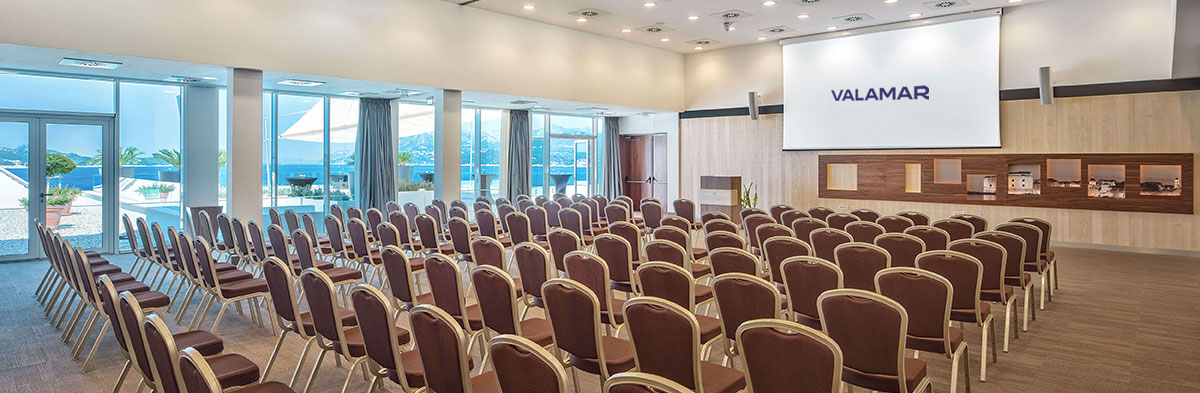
[[0, 145, 94, 166]]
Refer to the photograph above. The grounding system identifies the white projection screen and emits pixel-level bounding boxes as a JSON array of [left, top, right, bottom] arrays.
[[782, 15, 1001, 150]]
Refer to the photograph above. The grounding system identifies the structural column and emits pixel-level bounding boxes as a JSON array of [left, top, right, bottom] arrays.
[[433, 89, 462, 201], [226, 68, 263, 221], [181, 85, 220, 230]]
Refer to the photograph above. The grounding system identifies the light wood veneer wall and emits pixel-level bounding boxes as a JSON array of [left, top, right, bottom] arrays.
[[679, 90, 1200, 252]]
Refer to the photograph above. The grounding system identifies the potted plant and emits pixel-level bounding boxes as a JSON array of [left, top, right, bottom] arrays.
[[397, 152, 414, 183], [88, 146, 144, 178], [157, 184, 176, 201], [49, 186, 81, 215], [137, 185, 160, 200], [153, 148, 181, 183]]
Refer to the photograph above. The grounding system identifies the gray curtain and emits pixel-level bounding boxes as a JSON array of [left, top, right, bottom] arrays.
[[507, 110, 532, 200], [356, 98, 396, 211], [603, 117, 623, 199]]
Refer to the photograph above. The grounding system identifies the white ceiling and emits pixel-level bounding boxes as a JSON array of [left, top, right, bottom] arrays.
[[451, 0, 1051, 52]]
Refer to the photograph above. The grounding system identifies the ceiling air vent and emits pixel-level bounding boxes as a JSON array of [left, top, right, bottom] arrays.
[[788, 0, 825, 6], [710, 9, 753, 21], [923, 0, 968, 9], [758, 25, 796, 34], [834, 13, 874, 23], [165, 76, 205, 83], [637, 24, 674, 34], [510, 100, 538, 105], [58, 57, 123, 69], [569, 8, 610, 19], [688, 38, 721, 45]]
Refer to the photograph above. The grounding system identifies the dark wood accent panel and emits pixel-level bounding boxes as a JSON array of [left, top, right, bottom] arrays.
[[818, 154, 1194, 214]]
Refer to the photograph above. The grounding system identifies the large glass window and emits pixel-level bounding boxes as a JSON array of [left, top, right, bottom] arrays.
[[117, 82, 182, 250], [0, 73, 114, 113], [261, 92, 359, 226], [535, 114, 599, 197], [460, 110, 476, 201], [478, 109, 502, 199], [395, 103, 435, 206], [531, 113, 546, 196], [329, 98, 359, 211]]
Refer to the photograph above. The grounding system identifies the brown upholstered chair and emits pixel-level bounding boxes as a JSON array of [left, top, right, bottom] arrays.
[[291, 228, 361, 288], [951, 214, 988, 235], [191, 237, 270, 332], [386, 201, 402, 213], [704, 218, 740, 237], [809, 228, 853, 262], [825, 213, 859, 232], [806, 207, 835, 222], [513, 242, 556, 319], [367, 208, 386, 239], [518, 200, 536, 215], [975, 230, 1034, 333], [779, 209, 811, 228], [791, 217, 828, 246], [701, 211, 732, 225], [932, 218, 975, 242], [818, 289, 933, 393], [470, 236, 510, 273], [660, 214, 690, 233], [995, 222, 1050, 310], [608, 222, 645, 264], [780, 256, 843, 329], [633, 262, 721, 349], [548, 228, 583, 274], [916, 250, 997, 382], [845, 221, 886, 243], [769, 204, 796, 224], [742, 214, 776, 255], [595, 234, 638, 294], [497, 204, 517, 233], [655, 225, 708, 261], [115, 290, 226, 393], [709, 247, 763, 278], [1009, 217, 1058, 292], [623, 297, 746, 393], [560, 207, 596, 246], [833, 242, 891, 291], [448, 217, 476, 262], [403, 203, 422, 230], [737, 319, 844, 393], [644, 239, 712, 280], [640, 201, 665, 231], [876, 215, 916, 233], [605, 203, 632, 226], [565, 251, 628, 335], [542, 278, 636, 390], [673, 199, 704, 230], [489, 335, 572, 393], [82, 272, 169, 373], [740, 207, 768, 223], [950, 238, 1018, 353], [347, 284, 425, 392], [177, 230, 251, 327], [507, 211, 550, 249], [875, 233, 926, 268], [424, 254, 487, 357], [711, 273, 784, 365], [904, 225, 951, 251], [303, 213, 336, 259], [260, 257, 357, 388], [604, 372, 693, 393], [762, 236, 811, 286], [755, 223, 794, 250], [705, 230, 746, 253], [379, 245, 428, 316], [415, 214, 455, 256], [529, 204, 555, 238], [142, 313, 261, 393], [409, 305, 500, 392], [535, 195, 549, 207], [179, 347, 295, 393], [476, 208, 512, 247], [896, 211, 930, 226], [472, 266, 555, 350], [875, 267, 972, 393], [574, 202, 608, 236], [849, 208, 881, 223]]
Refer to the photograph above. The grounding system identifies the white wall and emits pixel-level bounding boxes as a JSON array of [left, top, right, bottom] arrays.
[[619, 113, 681, 206], [683, 0, 1181, 110], [1174, 0, 1200, 78], [0, 0, 685, 112]]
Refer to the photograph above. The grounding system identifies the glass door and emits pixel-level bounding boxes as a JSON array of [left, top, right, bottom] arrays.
[[0, 114, 114, 261], [573, 140, 593, 197]]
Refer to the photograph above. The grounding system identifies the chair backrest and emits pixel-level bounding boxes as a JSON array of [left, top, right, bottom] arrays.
[[410, 305, 474, 393], [451, 199, 469, 213], [449, 206, 470, 225], [470, 236, 506, 269], [547, 229, 581, 273], [367, 208, 385, 232], [604, 372, 693, 393], [489, 335, 572, 393], [448, 217, 473, 255], [824, 213, 858, 232], [583, 198, 603, 224], [844, 221, 885, 243], [403, 203, 421, 229], [875, 215, 915, 233], [896, 211, 930, 226], [817, 289, 912, 393], [703, 218, 739, 236], [951, 214, 988, 235], [874, 233, 926, 268], [994, 222, 1042, 263], [216, 213, 237, 251], [513, 242, 555, 302], [762, 236, 811, 284], [660, 215, 690, 233], [705, 230, 746, 252], [974, 231, 1027, 284], [875, 267, 954, 355], [193, 211, 215, 245], [506, 212, 534, 244], [121, 214, 141, 256], [809, 228, 852, 262], [904, 225, 950, 251], [780, 256, 843, 328], [560, 207, 587, 238], [572, 202, 597, 231], [640, 201, 665, 229], [230, 217, 252, 258], [136, 217, 157, 263], [301, 213, 321, 244], [672, 199, 698, 224], [791, 218, 828, 246], [497, 204, 517, 233], [141, 314, 187, 393], [177, 348, 224, 393], [779, 209, 811, 228], [324, 215, 349, 253], [299, 268, 352, 350], [542, 201, 562, 227], [116, 292, 155, 387], [431, 200, 448, 222], [768, 204, 794, 224], [833, 242, 891, 291], [471, 265, 522, 336], [542, 278, 608, 374], [350, 283, 416, 390], [608, 222, 643, 262], [380, 246, 419, 305], [386, 201, 401, 213], [737, 319, 844, 393], [635, 262, 696, 311], [348, 218, 375, 257], [290, 228, 321, 270], [740, 207, 768, 222], [932, 218, 975, 241], [949, 238, 1007, 294], [375, 221, 400, 248], [806, 207, 835, 221], [653, 226, 691, 251], [709, 247, 760, 277], [595, 234, 635, 284], [644, 239, 692, 271], [284, 209, 302, 235], [605, 203, 630, 224], [261, 256, 303, 327], [743, 214, 776, 251], [916, 250, 985, 323], [624, 297, 714, 391], [425, 204, 446, 229], [518, 199, 536, 214], [534, 195, 548, 206], [1009, 217, 1052, 255], [849, 208, 881, 223], [425, 254, 472, 324], [756, 223, 794, 248], [414, 214, 442, 250], [475, 209, 501, 240], [564, 252, 618, 320], [713, 273, 782, 341], [700, 211, 731, 224], [526, 205, 550, 236]]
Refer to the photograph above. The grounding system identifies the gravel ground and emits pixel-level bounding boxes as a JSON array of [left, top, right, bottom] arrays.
[[0, 206, 103, 255]]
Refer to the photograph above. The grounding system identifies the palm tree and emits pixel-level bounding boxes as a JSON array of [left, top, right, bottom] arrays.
[[85, 146, 145, 165], [153, 148, 182, 168]]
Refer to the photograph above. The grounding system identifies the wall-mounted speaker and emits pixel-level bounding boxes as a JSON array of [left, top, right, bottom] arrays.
[[748, 91, 760, 120], [1038, 66, 1054, 105]]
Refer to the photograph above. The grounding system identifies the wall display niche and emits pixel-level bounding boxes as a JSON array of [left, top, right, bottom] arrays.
[[817, 153, 1193, 214]]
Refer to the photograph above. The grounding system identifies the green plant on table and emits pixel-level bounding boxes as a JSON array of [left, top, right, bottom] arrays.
[[398, 181, 433, 192], [740, 182, 759, 210]]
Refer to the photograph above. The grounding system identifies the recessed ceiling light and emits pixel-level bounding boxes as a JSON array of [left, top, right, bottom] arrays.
[[166, 76, 205, 83], [522, 4, 535, 10], [643, 2, 656, 7], [621, 28, 633, 32], [1009, 0, 1022, 2], [763, 0, 777, 5], [694, 46, 704, 50], [277, 79, 326, 87], [576, 17, 587, 22], [757, 36, 768, 40], [908, 12, 922, 18], [660, 38, 671, 42], [797, 13, 810, 19], [58, 57, 123, 69], [884, 0, 898, 3], [687, 15, 700, 20], [200, 76, 218, 81], [826, 26, 838, 31], [340, 91, 364, 97]]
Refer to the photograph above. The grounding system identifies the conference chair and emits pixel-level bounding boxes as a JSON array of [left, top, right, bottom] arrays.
[[897, 211, 931, 226], [951, 213, 989, 235], [176, 231, 253, 328], [1009, 217, 1058, 291], [513, 242, 556, 319], [673, 198, 704, 230], [408, 305, 501, 392], [905, 225, 951, 251], [640, 200, 666, 231], [403, 203, 422, 230], [583, 198, 608, 229], [739, 207, 768, 224], [916, 250, 997, 382], [527, 205, 553, 240], [260, 256, 357, 389], [833, 242, 891, 291], [623, 297, 747, 393], [700, 211, 731, 225], [448, 217, 476, 262], [995, 222, 1050, 309], [791, 217, 828, 246], [645, 239, 712, 281], [709, 247, 764, 279], [179, 347, 296, 393], [476, 208, 512, 247], [875, 267, 972, 393], [379, 245, 429, 317], [497, 203, 517, 233], [450, 206, 479, 233], [559, 207, 595, 246], [141, 313, 262, 393], [608, 222, 645, 265], [270, 207, 285, 229], [542, 200, 563, 228], [565, 251, 629, 335], [849, 208, 881, 223], [471, 265, 555, 356], [115, 290, 227, 393], [489, 335, 572, 393], [542, 278, 636, 391], [818, 289, 934, 393], [604, 372, 692, 393], [424, 254, 487, 359], [768, 204, 795, 224], [780, 209, 811, 228], [548, 228, 583, 274], [809, 228, 853, 262], [806, 206, 835, 221], [284, 209, 303, 236], [605, 203, 633, 226], [594, 234, 638, 294], [705, 230, 746, 254], [825, 213, 859, 232], [704, 218, 740, 237], [213, 213, 239, 262], [875, 232, 927, 268], [711, 273, 785, 366], [415, 214, 455, 256], [780, 256, 843, 329], [932, 218, 976, 242], [347, 285, 425, 393], [191, 237, 271, 332], [655, 225, 707, 261], [877, 215, 916, 233], [573, 201, 606, 236], [737, 319, 844, 393], [950, 237, 1019, 353], [845, 221, 886, 243], [292, 228, 362, 291], [762, 236, 811, 286], [507, 211, 550, 249], [975, 230, 1034, 334], [385, 201, 401, 213], [743, 214, 776, 255]]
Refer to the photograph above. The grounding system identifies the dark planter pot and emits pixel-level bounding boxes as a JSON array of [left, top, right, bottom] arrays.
[[419, 172, 435, 183], [398, 166, 414, 183], [158, 170, 181, 183], [119, 167, 136, 178]]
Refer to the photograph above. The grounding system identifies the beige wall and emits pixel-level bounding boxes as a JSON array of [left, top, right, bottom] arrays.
[[679, 91, 1200, 252], [683, 0, 1181, 110], [0, 0, 685, 111]]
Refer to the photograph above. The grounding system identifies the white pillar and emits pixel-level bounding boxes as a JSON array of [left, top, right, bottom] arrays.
[[434, 89, 462, 202], [226, 68, 263, 221], [182, 85, 219, 229]]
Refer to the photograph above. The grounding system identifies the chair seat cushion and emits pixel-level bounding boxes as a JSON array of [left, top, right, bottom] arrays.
[[131, 290, 170, 309], [98, 271, 136, 284], [601, 299, 626, 325], [1024, 259, 1048, 273], [174, 330, 224, 356], [907, 327, 965, 354], [385, 350, 428, 388], [409, 256, 426, 272], [214, 262, 238, 272], [469, 372, 501, 393], [91, 264, 124, 277], [336, 325, 412, 358], [322, 266, 364, 283], [980, 285, 1014, 303], [112, 280, 151, 295], [1004, 273, 1032, 287], [230, 381, 294, 393], [296, 307, 357, 335], [219, 278, 269, 298], [691, 264, 712, 278], [695, 284, 714, 304], [950, 302, 991, 324], [842, 358, 927, 393], [700, 361, 747, 393], [697, 314, 722, 344], [693, 248, 709, 260], [519, 317, 555, 347], [1042, 250, 1055, 261], [208, 353, 261, 389], [569, 336, 636, 376], [217, 269, 254, 284]]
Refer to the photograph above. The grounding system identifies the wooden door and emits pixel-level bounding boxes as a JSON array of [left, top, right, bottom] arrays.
[[621, 134, 668, 210]]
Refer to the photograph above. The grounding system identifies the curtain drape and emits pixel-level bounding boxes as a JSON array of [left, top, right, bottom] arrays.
[[356, 98, 396, 212], [603, 117, 623, 199], [507, 110, 532, 201]]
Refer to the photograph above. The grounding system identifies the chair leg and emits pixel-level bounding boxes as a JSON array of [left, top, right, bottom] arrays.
[[261, 331, 290, 382], [1022, 286, 1032, 330], [72, 312, 100, 358], [81, 320, 110, 372], [340, 357, 368, 393], [62, 305, 90, 343], [290, 337, 319, 388], [52, 296, 78, 328], [59, 302, 85, 339], [191, 294, 216, 330], [979, 319, 992, 382], [1003, 300, 1013, 353], [175, 285, 197, 323], [35, 266, 54, 297], [210, 301, 231, 332], [301, 349, 330, 393], [1038, 274, 1046, 310], [949, 348, 961, 393], [111, 360, 131, 393], [962, 345, 972, 393], [1053, 260, 1059, 289]]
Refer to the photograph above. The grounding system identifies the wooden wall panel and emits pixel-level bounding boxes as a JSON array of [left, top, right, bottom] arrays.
[[679, 91, 1200, 251]]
